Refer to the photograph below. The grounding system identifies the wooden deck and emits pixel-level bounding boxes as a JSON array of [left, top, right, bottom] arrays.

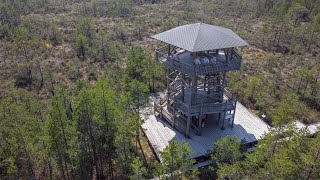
[[294, 121, 320, 135], [142, 101, 270, 161]]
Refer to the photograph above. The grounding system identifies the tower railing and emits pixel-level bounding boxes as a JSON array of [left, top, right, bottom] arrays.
[[170, 89, 237, 116], [155, 46, 242, 76]]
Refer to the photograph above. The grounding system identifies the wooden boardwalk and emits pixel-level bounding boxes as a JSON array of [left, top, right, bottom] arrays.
[[294, 121, 320, 135], [142, 101, 270, 161]]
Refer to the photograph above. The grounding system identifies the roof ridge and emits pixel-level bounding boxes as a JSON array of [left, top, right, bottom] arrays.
[[195, 24, 247, 51], [193, 23, 224, 52], [208, 25, 243, 43], [190, 23, 202, 52]]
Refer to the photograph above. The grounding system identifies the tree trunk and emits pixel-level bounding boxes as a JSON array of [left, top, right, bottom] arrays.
[[305, 148, 320, 180], [55, 141, 67, 180], [38, 61, 44, 90], [273, 30, 278, 46], [276, 30, 281, 46], [50, 74, 55, 96], [138, 128, 147, 164], [21, 135, 36, 180], [86, 103, 99, 179], [57, 102, 72, 179], [302, 79, 309, 97]]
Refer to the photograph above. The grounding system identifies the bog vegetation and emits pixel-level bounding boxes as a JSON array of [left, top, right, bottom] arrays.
[[0, 0, 319, 179]]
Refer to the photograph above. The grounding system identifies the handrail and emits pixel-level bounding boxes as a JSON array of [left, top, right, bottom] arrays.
[[172, 94, 236, 115], [231, 49, 242, 66], [157, 44, 169, 53], [232, 49, 242, 60], [155, 47, 242, 76], [224, 89, 236, 101], [160, 96, 167, 105], [155, 50, 167, 61]]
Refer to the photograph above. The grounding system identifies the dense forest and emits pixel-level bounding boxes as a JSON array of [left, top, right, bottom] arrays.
[[0, 0, 319, 179]]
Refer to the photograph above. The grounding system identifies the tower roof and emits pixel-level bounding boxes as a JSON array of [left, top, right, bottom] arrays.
[[152, 23, 248, 52]]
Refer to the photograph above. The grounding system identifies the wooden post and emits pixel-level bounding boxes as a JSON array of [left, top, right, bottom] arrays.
[[198, 114, 202, 136], [198, 111, 202, 128], [166, 73, 170, 110], [208, 74, 213, 95], [217, 113, 221, 125], [186, 115, 191, 138], [224, 48, 228, 62], [216, 74, 221, 101], [191, 77, 197, 105], [231, 100, 237, 128], [182, 87, 185, 102], [186, 85, 192, 137], [221, 73, 226, 101], [172, 105, 176, 128], [205, 75, 208, 95], [182, 74, 185, 102], [155, 50, 159, 61], [197, 96, 204, 136], [221, 111, 225, 130], [228, 48, 233, 62]]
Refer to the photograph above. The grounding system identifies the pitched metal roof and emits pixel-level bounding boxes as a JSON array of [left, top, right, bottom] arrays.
[[152, 23, 248, 52]]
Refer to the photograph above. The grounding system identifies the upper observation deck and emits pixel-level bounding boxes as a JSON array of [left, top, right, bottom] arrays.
[[152, 23, 247, 76], [155, 45, 242, 76]]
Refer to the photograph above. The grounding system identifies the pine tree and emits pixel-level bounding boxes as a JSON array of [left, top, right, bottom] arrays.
[[92, 78, 117, 178], [211, 135, 242, 165], [159, 140, 198, 179], [114, 94, 135, 179], [45, 89, 77, 179], [130, 157, 147, 180], [0, 90, 44, 179], [73, 88, 98, 179]]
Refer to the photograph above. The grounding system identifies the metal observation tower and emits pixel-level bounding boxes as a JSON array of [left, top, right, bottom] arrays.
[[152, 23, 248, 137]]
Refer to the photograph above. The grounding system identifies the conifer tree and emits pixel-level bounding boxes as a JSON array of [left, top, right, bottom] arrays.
[[73, 88, 99, 179], [158, 140, 198, 180], [92, 78, 117, 178], [45, 89, 77, 179], [0, 90, 44, 179], [211, 135, 242, 165], [130, 157, 147, 180]]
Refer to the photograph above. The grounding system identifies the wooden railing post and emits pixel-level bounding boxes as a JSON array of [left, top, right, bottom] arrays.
[[155, 50, 159, 61], [231, 100, 237, 128], [172, 105, 176, 128]]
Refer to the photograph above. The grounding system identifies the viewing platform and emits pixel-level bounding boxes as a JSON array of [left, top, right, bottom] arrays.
[[143, 99, 270, 161], [155, 45, 242, 76]]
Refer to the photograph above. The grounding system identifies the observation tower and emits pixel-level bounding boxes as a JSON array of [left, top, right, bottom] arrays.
[[152, 23, 248, 137]]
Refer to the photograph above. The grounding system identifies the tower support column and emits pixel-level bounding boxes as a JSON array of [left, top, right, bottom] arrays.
[[172, 105, 176, 128], [198, 114, 202, 136], [220, 111, 225, 130], [186, 115, 191, 137]]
